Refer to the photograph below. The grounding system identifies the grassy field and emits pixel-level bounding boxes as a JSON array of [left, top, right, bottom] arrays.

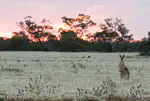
[[0, 52, 150, 101]]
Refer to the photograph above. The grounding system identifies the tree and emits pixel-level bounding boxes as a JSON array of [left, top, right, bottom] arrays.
[[61, 14, 96, 39], [139, 38, 150, 52], [17, 16, 56, 50], [10, 36, 24, 50], [94, 31, 119, 42], [60, 30, 77, 41], [94, 18, 133, 43], [58, 30, 87, 51], [102, 18, 133, 42]]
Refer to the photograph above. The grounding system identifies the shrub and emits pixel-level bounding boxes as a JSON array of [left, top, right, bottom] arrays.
[[17, 75, 61, 98], [76, 78, 116, 97], [139, 52, 150, 56]]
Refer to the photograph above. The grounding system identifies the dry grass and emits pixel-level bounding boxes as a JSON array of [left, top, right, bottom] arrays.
[[0, 97, 99, 101], [105, 95, 136, 101], [0, 96, 150, 101], [1, 67, 23, 72]]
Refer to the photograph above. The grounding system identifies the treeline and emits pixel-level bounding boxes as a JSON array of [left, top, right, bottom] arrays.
[[1, 14, 150, 52], [0, 36, 150, 52]]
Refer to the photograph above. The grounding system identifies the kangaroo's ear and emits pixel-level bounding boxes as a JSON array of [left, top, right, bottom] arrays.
[[119, 55, 122, 57], [123, 55, 125, 57]]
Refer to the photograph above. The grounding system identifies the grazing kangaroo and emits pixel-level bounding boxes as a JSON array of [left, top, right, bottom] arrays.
[[119, 55, 130, 80]]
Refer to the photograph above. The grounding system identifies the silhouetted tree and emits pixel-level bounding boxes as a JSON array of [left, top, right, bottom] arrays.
[[139, 38, 150, 52], [94, 18, 133, 43], [62, 14, 96, 39], [58, 30, 87, 51], [10, 36, 24, 50], [94, 31, 119, 42], [60, 30, 77, 41], [17, 16, 56, 50], [102, 18, 133, 42]]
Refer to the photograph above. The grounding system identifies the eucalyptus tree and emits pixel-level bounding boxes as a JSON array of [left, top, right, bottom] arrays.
[[17, 16, 56, 50]]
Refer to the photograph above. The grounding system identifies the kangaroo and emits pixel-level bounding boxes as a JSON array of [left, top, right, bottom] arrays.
[[119, 55, 130, 80]]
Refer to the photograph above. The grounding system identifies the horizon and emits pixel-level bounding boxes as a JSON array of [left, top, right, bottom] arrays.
[[0, 0, 150, 40]]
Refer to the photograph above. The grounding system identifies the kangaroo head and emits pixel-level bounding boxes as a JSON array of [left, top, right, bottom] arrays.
[[119, 55, 125, 61]]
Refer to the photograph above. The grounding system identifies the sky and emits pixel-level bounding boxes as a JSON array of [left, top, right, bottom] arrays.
[[0, 0, 150, 39]]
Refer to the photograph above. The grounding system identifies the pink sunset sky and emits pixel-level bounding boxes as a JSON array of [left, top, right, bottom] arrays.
[[0, 0, 150, 39]]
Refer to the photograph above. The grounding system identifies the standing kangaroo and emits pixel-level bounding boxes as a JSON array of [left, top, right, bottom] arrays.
[[119, 55, 130, 80]]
